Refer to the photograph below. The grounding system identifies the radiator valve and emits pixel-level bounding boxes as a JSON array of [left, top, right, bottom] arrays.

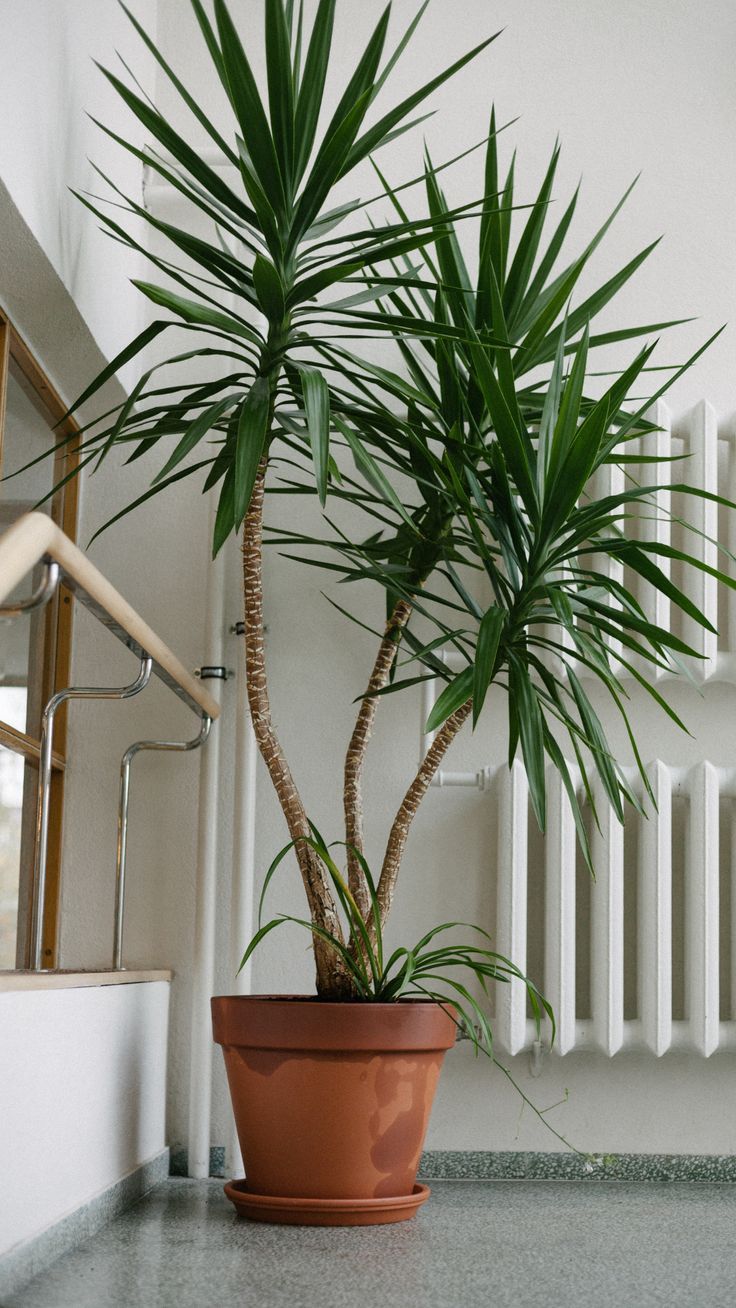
[[530, 1038, 546, 1078]]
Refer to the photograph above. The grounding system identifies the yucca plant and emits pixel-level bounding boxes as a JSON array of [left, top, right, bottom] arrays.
[[31, 0, 732, 1039], [275, 136, 728, 928]]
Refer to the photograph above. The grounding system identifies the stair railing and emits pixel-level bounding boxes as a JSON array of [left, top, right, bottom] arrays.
[[0, 511, 220, 970]]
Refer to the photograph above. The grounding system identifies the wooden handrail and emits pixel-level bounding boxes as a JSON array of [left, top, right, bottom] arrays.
[[0, 511, 220, 720]]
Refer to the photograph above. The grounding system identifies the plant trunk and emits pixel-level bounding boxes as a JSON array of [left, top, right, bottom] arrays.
[[376, 698, 473, 929], [343, 599, 412, 917], [241, 456, 355, 997]]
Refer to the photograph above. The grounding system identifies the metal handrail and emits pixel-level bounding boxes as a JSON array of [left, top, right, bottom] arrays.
[[0, 511, 221, 970], [0, 513, 219, 720]]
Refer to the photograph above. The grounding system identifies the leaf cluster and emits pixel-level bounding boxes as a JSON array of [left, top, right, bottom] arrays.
[[241, 824, 554, 1056], [38, 0, 499, 552], [260, 117, 728, 866]]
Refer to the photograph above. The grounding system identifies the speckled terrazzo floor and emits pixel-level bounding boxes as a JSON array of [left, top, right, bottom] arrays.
[[6, 1177, 736, 1308]]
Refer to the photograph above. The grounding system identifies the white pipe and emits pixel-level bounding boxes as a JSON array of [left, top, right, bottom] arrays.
[[225, 621, 258, 1181], [433, 769, 486, 788], [188, 497, 226, 1180], [420, 675, 435, 765], [723, 414, 736, 650]]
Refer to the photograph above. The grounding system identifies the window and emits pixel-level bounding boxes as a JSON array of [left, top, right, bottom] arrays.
[[0, 310, 79, 968]]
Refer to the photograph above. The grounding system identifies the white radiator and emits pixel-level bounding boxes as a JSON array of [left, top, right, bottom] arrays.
[[492, 758, 736, 1058], [421, 403, 736, 1058]]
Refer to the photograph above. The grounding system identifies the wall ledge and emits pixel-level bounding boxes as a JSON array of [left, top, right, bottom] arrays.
[[419, 1150, 736, 1183], [171, 1146, 736, 1184], [0, 969, 172, 992]]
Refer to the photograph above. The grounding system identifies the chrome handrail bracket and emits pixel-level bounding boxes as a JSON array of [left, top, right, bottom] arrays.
[[112, 715, 212, 969], [0, 558, 60, 618], [60, 574, 211, 718], [29, 655, 153, 971]]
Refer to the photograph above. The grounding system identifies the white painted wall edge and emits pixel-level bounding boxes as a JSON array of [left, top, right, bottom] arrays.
[[0, 979, 170, 1255], [0, 176, 127, 420], [0, 969, 172, 991]]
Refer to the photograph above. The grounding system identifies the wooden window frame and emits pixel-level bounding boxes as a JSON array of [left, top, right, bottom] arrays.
[[0, 308, 80, 968]]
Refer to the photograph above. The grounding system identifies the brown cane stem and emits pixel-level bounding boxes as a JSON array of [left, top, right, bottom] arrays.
[[242, 456, 354, 996], [343, 599, 413, 917]]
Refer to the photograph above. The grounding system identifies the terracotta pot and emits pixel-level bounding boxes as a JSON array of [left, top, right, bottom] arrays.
[[211, 995, 456, 1225]]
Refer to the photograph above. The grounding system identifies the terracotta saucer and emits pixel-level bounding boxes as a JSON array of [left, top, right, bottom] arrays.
[[223, 1179, 431, 1226]]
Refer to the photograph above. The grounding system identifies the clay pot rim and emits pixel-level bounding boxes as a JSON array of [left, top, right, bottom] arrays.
[[211, 993, 458, 1052], [213, 993, 446, 1005]]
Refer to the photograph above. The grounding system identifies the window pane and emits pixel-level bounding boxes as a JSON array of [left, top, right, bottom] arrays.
[[0, 360, 58, 738], [0, 747, 28, 968], [0, 687, 27, 733], [1, 358, 56, 520]]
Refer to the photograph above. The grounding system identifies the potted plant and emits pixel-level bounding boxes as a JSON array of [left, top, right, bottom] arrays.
[[48, 0, 729, 1224]]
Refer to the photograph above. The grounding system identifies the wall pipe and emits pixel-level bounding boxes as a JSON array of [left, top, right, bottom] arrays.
[[225, 620, 258, 1181], [187, 499, 227, 1180]]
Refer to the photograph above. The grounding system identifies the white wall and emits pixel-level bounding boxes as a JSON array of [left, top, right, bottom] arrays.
[[0, 0, 156, 381], [0, 979, 169, 1255], [155, 0, 736, 408], [2, 0, 735, 1163]]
